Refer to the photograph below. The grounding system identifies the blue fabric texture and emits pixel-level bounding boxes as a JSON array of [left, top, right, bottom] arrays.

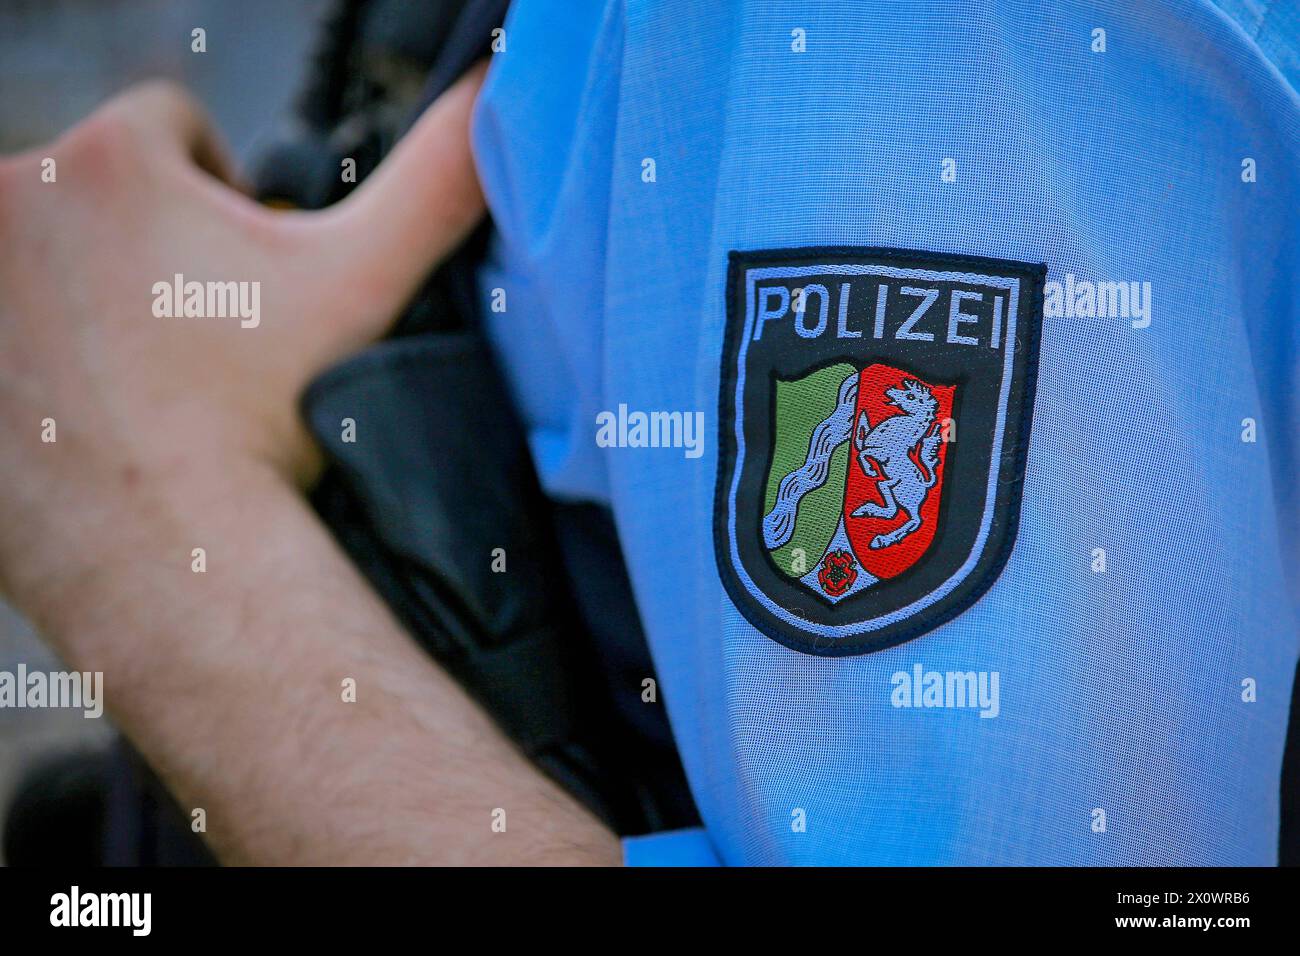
[[472, 0, 1300, 864], [623, 827, 721, 867]]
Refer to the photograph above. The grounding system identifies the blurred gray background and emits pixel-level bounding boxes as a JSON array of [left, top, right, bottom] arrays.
[[0, 0, 329, 862]]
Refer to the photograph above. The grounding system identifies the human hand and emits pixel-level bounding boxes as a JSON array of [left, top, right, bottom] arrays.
[[0, 64, 486, 610]]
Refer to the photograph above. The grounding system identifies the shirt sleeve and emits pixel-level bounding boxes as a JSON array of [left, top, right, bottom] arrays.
[[622, 827, 722, 867]]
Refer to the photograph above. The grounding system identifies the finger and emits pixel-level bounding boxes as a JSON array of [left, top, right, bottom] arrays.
[[299, 62, 488, 333], [101, 80, 239, 186]]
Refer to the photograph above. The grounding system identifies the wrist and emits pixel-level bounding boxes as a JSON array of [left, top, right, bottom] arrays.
[[5, 446, 287, 652]]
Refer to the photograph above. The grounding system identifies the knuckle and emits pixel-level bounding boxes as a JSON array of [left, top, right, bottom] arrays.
[[109, 78, 182, 113], [0, 161, 12, 231], [120, 78, 201, 131], [118, 79, 177, 120], [74, 77, 190, 151], [131, 77, 191, 104], [66, 108, 134, 161]]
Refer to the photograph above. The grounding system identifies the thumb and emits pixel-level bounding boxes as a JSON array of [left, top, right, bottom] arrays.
[[294, 62, 488, 340]]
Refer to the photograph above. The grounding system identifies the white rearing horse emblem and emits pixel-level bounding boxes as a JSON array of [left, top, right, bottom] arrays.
[[852, 379, 944, 550]]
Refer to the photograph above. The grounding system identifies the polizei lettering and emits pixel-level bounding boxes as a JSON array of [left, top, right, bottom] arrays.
[[753, 279, 1009, 350]]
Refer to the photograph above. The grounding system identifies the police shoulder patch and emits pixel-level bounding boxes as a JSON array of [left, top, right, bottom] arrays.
[[714, 246, 1047, 656]]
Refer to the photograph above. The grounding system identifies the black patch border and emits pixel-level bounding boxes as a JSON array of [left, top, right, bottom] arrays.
[[714, 245, 1047, 657]]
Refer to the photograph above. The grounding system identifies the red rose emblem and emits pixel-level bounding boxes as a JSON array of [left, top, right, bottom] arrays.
[[817, 549, 858, 597]]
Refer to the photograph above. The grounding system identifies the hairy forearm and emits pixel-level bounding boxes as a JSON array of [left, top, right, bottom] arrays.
[[15, 456, 619, 866]]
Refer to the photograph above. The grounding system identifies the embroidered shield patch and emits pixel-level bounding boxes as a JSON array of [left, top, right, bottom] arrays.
[[715, 247, 1047, 655]]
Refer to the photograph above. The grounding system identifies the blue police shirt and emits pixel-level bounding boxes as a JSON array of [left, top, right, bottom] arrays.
[[471, 0, 1300, 864]]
